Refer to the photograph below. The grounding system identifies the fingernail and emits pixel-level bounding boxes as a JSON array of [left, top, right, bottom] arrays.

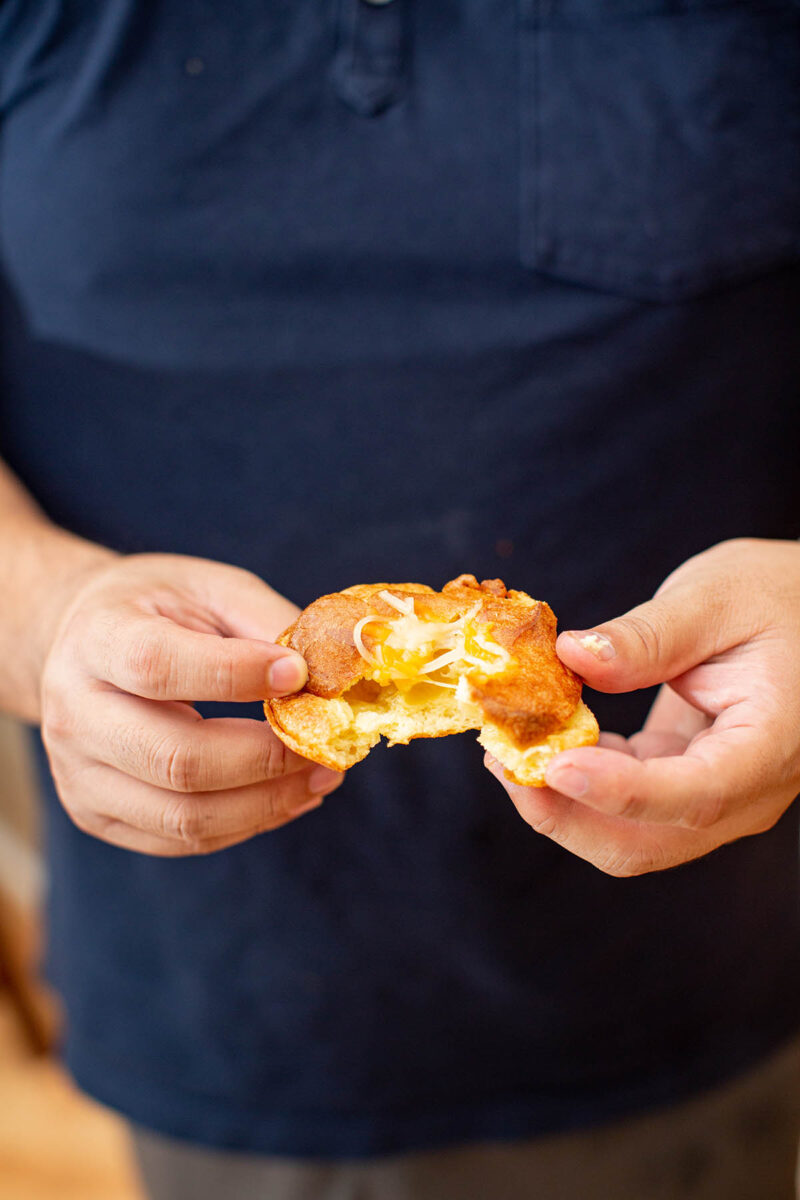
[[268, 654, 307, 696], [546, 764, 589, 798], [309, 766, 345, 795], [566, 630, 615, 661]]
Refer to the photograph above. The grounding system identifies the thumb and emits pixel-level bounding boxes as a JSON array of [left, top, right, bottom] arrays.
[[555, 583, 735, 694]]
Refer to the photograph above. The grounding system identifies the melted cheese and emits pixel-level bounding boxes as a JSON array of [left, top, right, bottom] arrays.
[[353, 592, 510, 692]]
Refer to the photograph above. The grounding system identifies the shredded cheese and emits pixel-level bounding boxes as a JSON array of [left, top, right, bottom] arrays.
[[351, 597, 510, 692], [418, 647, 462, 674], [352, 614, 386, 666], [378, 589, 415, 616]]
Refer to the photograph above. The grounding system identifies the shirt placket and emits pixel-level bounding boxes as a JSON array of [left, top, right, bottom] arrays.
[[331, 0, 407, 116]]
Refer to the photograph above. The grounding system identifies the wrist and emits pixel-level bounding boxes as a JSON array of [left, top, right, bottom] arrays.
[[3, 518, 117, 722]]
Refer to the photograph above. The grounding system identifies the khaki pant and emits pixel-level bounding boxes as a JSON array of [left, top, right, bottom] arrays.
[[133, 1035, 800, 1200]]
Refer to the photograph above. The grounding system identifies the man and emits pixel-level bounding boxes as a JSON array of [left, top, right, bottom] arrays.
[[1, 2, 799, 1197]]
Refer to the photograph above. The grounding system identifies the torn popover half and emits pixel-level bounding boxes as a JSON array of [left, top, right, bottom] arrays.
[[264, 574, 598, 786]]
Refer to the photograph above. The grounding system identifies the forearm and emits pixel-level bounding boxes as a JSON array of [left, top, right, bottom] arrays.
[[0, 458, 115, 722]]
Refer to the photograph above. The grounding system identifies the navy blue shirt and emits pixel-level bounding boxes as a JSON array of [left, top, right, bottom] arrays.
[[1, 0, 799, 1157]]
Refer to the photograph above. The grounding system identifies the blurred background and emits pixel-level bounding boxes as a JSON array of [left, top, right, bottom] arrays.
[[0, 715, 144, 1200]]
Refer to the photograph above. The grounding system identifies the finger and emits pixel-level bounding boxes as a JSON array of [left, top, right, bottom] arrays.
[[543, 712, 780, 829], [484, 754, 721, 876], [78, 688, 320, 791], [596, 731, 632, 754], [74, 799, 324, 858], [73, 759, 344, 846], [595, 723, 691, 760], [626, 729, 693, 759], [555, 564, 752, 695], [83, 610, 308, 702], [643, 683, 712, 742]]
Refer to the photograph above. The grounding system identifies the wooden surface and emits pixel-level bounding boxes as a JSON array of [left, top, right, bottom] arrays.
[[0, 716, 146, 1199], [0, 716, 38, 847], [0, 715, 57, 1054], [0, 989, 145, 1200]]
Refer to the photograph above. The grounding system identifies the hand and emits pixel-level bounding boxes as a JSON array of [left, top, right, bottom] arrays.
[[486, 538, 800, 876], [40, 554, 344, 856]]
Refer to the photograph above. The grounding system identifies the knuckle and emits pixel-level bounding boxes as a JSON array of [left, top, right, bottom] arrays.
[[620, 613, 664, 662], [262, 734, 290, 779], [609, 790, 644, 821], [678, 766, 728, 830], [684, 790, 724, 831], [598, 844, 656, 878], [123, 634, 172, 697], [528, 812, 560, 839], [64, 800, 102, 839], [40, 692, 75, 746], [260, 779, 292, 821], [160, 796, 206, 846], [265, 777, 307, 822], [151, 735, 200, 793], [212, 654, 238, 703]]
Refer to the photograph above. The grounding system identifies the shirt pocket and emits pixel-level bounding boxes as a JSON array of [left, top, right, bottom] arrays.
[[520, 0, 800, 301]]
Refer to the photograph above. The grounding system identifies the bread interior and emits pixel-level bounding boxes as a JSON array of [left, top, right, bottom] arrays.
[[344, 675, 485, 751]]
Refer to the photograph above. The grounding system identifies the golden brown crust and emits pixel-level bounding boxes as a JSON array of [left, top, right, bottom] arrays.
[[277, 593, 368, 699], [443, 573, 510, 599], [465, 599, 581, 744], [263, 693, 354, 773], [280, 584, 444, 699], [266, 575, 597, 781]]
